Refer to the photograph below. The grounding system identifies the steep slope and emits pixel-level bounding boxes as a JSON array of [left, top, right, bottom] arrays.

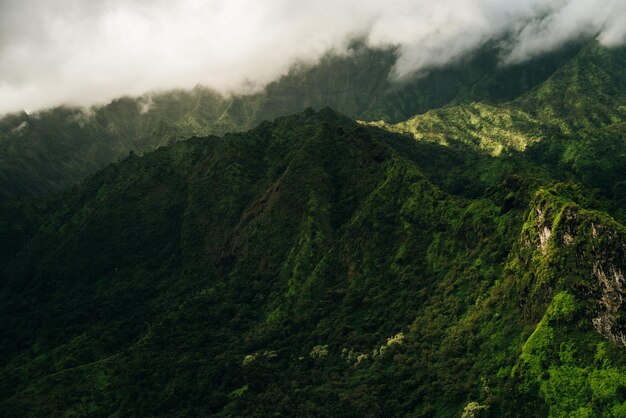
[[520, 43, 626, 205], [1, 108, 626, 417], [516, 42, 626, 133], [0, 42, 581, 201], [372, 43, 626, 213], [377, 42, 626, 152]]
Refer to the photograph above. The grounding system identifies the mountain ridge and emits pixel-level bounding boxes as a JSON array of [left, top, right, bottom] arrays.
[[0, 41, 584, 201], [2, 103, 626, 415], [2, 40, 626, 417]]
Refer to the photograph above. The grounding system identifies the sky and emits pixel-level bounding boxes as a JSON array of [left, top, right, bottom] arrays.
[[0, 0, 625, 115]]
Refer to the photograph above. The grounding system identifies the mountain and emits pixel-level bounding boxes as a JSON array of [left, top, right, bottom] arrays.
[[2, 109, 543, 417], [0, 42, 582, 202], [375, 42, 626, 202], [1, 41, 626, 417]]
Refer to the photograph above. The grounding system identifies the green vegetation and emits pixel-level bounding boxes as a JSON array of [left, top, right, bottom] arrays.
[[0, 41, 581, 201], [368, 102, 542, 156], [1, 41, 626, 416]]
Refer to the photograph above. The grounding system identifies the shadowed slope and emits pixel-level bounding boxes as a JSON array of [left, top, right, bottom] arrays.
[[1, 107, 626, 416]]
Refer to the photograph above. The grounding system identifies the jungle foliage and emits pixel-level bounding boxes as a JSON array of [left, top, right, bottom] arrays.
[[1, 41, 626, 417]]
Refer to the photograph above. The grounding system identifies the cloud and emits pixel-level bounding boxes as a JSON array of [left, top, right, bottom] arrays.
[[0, 0, 624, 115]]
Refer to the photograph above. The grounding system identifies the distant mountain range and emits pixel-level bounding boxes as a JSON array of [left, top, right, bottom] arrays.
[[1, 40, 626, 417], [0, 41, 582, 201]]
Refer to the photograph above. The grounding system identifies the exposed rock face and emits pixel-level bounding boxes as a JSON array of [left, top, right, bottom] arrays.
[[591, 262, 626, 346], [538, 225, 551, 254], [582, 220, 626, 347], [524, 204, 553, 254], [525, 193, 626, 347]]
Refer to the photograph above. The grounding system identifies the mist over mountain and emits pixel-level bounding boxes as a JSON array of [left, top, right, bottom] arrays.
[[1, 0, 625, 114], [0, 42, 584, 201]]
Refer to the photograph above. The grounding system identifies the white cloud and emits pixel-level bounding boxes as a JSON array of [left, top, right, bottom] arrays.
[[0, 0, 624, 115]]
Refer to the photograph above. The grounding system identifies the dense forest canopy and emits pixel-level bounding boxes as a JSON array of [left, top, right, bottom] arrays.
[[1, 19, 626, 418]]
